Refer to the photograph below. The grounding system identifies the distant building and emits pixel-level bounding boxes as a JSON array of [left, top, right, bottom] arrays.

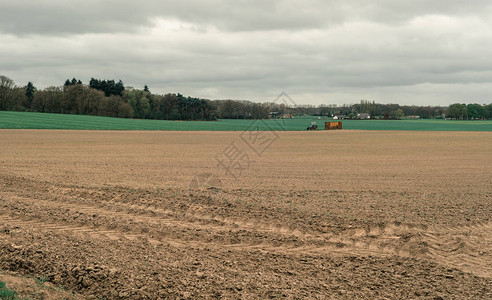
[[269, 112, 293, 119], [357, 113, 370, 119], [332, 114, 346, 120]]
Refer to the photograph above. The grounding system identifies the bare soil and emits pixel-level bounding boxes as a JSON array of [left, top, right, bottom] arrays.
[[0, 130, 490, 299]]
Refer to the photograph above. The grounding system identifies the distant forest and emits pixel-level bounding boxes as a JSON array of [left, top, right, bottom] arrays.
[[1, 75, 491, 120]]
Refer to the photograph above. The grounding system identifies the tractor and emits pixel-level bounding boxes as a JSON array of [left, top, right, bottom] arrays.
[[307, 122, 318, 130]]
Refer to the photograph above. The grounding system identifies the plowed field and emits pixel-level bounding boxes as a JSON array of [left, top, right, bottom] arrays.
[[0, 130, 490, 299]]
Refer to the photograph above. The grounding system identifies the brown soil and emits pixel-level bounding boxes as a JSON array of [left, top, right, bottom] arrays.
[[0, 130, 490, 299]]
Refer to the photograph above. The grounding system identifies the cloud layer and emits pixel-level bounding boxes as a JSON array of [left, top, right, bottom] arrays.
[[1, 0, 491, 105]]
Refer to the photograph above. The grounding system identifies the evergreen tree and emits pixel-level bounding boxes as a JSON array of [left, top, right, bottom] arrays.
[[25, 82, 36, 100], [89, 78, 124, 97], [115, 80, 124, 96], [24, 82, 36, 109], [65, 78, 82, 87]]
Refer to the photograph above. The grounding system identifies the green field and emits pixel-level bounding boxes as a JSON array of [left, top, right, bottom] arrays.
[[0, 111, 491, 131]]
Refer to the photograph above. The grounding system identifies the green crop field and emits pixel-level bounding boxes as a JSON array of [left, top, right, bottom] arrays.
[[0, 111, 491, 131]]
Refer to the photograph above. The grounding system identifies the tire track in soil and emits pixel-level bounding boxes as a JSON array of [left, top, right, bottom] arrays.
[[1, 190, 490, 279], [422, 222, 492, 278], [0, 211, 413, 260], [0, 193, 320, 246], [0, 193, 418, 258], [0, 214, 161, 245], [0, 182, 317, 240]]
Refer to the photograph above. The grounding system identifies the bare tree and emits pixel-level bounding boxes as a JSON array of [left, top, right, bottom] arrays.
[[0, 75, 15, 110]]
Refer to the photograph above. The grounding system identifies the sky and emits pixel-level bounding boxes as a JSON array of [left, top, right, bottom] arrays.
[[1, 0, 491, 106]]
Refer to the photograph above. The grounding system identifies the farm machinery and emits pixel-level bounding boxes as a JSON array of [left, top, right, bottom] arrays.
[[307, 122, 318, 130], [325, 121, 343, 130]]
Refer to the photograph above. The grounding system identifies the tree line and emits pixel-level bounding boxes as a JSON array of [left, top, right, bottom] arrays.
[[0, 75, 216, 120], [1, 75, 491, 120]]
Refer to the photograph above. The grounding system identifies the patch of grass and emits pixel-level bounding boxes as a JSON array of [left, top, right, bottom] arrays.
[[0, 111, 491, 131], [0, 281, 19, 300], [34, 275, 48, 287], [25, 275, 49, 299]]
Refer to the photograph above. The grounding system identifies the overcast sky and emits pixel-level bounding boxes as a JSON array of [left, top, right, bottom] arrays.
[[1, 1, 491, 106]]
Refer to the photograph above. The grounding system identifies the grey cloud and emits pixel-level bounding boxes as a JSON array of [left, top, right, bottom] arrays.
[[0, 1, 491, 105], [1, 0, 491, 35]]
